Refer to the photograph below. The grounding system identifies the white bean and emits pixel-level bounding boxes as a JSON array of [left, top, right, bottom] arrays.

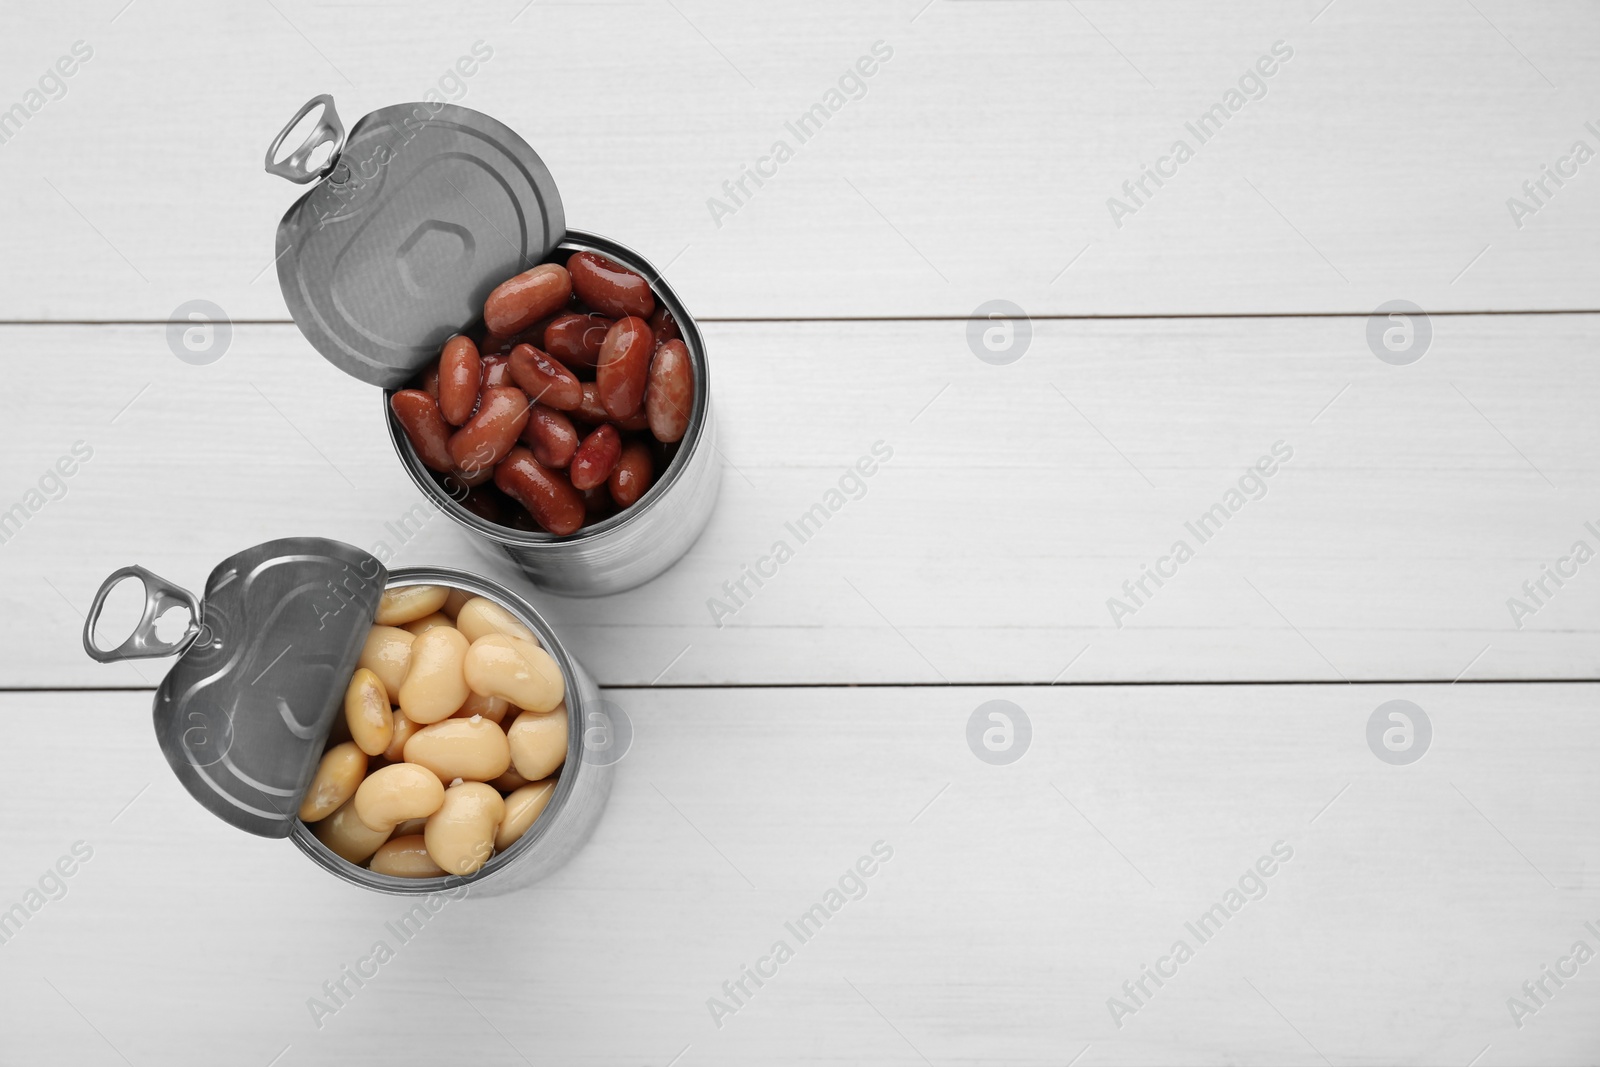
[[463, 635, 564, 713], [424, 782, 505, 876], [495, 779, 556, 850]]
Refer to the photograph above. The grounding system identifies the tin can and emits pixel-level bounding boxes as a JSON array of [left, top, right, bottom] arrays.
[[81, 539, 612, 896], [385, 232, 718, 596], [267, 95, 720, 596]]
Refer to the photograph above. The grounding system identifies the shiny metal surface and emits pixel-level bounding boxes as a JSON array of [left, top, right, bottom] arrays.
[[262, 93, 345, 184], [272, 97, 564, 388], [385, 230, 721, 597], [85, 538, 388, 839], [289, 567, 612, 896], [82, 565, 203, 663]]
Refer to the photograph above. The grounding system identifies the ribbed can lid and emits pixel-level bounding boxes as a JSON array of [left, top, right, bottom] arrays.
[[83, 538, 387, 838], [268, 96, 565, 388]]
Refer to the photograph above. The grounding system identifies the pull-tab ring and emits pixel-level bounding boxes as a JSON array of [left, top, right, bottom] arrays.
[[83, 566, 203, 663], [264, 94, 345, 184]]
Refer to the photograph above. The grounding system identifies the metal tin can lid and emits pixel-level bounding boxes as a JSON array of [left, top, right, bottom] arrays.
[[269, 97, 565, 388], [83, 538, 388, 838]]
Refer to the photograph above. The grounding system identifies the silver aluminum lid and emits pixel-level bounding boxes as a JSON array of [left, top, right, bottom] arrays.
[[83, 538, 387, 838], [268, 95, 565, 388]]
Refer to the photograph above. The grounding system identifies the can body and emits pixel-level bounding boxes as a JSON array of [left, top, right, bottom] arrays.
[[385, 229, 720, 596], [290, 567, 612, 896]]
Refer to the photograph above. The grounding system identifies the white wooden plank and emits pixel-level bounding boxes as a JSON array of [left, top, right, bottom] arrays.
[[0, 685, 1594, 1065], [4, 315, 1598, 688], [0, 1, 1598, 319]]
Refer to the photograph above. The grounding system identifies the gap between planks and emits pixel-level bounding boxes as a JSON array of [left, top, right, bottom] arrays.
[[3, 309, 1600, 327]]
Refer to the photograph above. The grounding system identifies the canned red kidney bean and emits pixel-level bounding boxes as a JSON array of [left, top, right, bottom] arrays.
[[495, 447, 586, 536], [437, 336, 481, 426], [522, 404, 579, 469], [508, 344, 582, 411], [484, 263, 572, 336], [391, 250, 696, 535], [568, 251, 655, 319], [648, 306, 680, 345], [609, 440, 653, 508], [596, 316, 653, 419], [645, 339, 692, 444], [302, 582, 569, 878], [448, 387, 531, 475], [569, 424, 622, 491], [391, 390, 455, 473], [543, 312, 611, 372]]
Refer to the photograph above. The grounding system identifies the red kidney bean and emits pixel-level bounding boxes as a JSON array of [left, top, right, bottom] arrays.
[[391, 390, 455, 473], [448, 387, 531, 474], [648, 306, 681, 345], [645, 339, 693, 443], [569, 424, 623, 490], [481, 354, 512, 389], [494, 448, 585, 535], [508, 344, 582, 411], [575, 381, 610, 425], [568, 251, 655, 319], [414, 364, 441, 398], [596, 316, 652, 419], [608, 440, 654, 508], [484, 263, 572, 336], [438, 335, 482, 426], [543, 312, 611, 372], [521, 404, 579, 469]]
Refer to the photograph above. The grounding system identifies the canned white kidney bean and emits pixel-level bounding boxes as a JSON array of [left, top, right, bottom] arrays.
[[507, 705, 568, 781], [369, 835, 446, 878], [375, 584, 449, 626], [300, 742, 366, 822], [455, 597, 537, 645], [354, 763, 446, 832], [359, 626, 414, 696], [398, 622, 472, 724], [344, 668, 393, 757], [463, 634, 563, 713], [292, 571, 609, 895], [425, 782, 505, 876], [495, 780, 555, 850], [314, 797, 392, 864], [80, 537, 609, 898], [403, 716, 513, 783]]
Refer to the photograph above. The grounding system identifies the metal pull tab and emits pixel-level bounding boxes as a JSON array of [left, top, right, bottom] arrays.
[[83, 566, 203, 663], [264, 94, 345, 184]]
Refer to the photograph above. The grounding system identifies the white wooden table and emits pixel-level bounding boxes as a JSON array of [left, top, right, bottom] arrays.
[[1, 2, 1597, 1064]]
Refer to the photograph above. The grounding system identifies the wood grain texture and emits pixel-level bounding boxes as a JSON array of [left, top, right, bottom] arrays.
[[0, 1, 1597, 319], [3, 316, 1596, 689], [4, 4, 1597, 1065], [0, 686, 1594, 1066]]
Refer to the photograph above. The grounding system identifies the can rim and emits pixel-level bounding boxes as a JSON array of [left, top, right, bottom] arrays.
[[383, 229, 712, 550], [288, 567, 590, 895]]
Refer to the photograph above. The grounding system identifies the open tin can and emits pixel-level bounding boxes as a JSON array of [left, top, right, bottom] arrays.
[[81, 538, 612, 896], [266, 95, 719, 596]]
